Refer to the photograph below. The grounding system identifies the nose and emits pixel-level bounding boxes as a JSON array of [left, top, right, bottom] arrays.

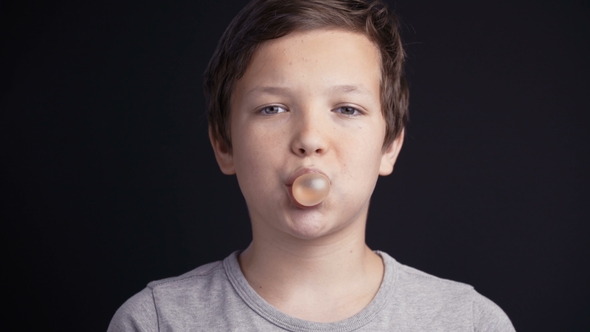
[[290, 111, 328, 157]]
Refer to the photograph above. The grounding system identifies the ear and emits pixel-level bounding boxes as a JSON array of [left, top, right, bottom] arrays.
[[379, 129, 404, 176], [209, 127, 236, 175]]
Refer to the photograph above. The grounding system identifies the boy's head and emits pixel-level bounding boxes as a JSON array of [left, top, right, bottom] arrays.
[[204, 0, 408, 152]]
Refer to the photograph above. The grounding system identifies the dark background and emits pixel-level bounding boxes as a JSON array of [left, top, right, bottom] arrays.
[[2, 0, 589, 331]]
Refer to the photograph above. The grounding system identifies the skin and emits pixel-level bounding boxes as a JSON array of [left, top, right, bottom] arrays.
[[210, 29, 404, 322]]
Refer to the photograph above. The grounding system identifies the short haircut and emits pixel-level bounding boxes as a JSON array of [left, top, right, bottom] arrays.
[[204, 0, 409, 150]]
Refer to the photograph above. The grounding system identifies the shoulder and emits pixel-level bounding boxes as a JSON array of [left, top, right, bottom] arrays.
[[107, 288, 157, 332], [394, 261, 476, 305], [147, 260, 224, 290], [380, 252, 515, 331], [470, 291, 516, 332], [107, 260, 226, 332]]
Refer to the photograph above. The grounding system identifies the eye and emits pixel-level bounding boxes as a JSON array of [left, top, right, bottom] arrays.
[[259, 105, 288, 115], [334, 106, 362, 116]]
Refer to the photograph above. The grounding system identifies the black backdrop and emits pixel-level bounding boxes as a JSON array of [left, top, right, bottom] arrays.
[[2, 0, 589, 331]]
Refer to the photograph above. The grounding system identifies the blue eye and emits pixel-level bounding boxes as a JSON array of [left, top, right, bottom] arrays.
[[334, 106, 361, 116], [259, 105, 287, 115]]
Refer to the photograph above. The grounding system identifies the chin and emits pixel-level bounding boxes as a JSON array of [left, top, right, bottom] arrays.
[[286, 224, 329, 240], [281, 198, 369, 241], [283, 214, 350, 241]]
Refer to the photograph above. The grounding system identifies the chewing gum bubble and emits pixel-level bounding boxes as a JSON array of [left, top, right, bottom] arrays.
[[292, 173, 330, 206]]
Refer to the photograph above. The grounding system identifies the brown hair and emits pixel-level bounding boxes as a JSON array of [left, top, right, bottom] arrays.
[[204, 0, 408, 150]]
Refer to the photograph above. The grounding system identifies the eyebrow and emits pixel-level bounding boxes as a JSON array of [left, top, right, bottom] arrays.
[[328, 84, 371, 95], [245, 84, 371, 97], [245, 86, 290, 97]]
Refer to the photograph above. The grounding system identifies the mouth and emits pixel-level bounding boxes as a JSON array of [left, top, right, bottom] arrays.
[[285, 168, 330, 187], [285, 168, 330, 208]]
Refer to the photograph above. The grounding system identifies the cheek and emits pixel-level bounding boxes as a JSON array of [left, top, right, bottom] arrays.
[[235, 129, 274, 164], [232, 128, 281, 191], [338, 140, 384, 187]]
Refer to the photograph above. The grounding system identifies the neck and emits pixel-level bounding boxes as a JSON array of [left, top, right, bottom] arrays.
[[238, 218, 384, 322]]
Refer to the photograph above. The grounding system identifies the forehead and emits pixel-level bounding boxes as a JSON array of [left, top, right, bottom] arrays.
[[234, 29, 382, 98]]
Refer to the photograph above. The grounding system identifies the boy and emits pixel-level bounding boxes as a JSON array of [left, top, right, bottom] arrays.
[[108, 0, 515, 330]]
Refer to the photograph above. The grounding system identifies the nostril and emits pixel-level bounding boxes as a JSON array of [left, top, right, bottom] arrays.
[[299, 148, 306, 154]]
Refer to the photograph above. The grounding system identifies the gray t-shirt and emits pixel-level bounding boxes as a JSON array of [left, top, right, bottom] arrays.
[[108, 251, 515, 331]]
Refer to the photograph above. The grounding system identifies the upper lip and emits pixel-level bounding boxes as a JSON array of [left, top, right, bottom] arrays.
[[285, 167, 330, 186]]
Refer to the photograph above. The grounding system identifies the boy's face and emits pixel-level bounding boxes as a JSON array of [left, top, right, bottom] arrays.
[[211, 29, 403, 241]]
